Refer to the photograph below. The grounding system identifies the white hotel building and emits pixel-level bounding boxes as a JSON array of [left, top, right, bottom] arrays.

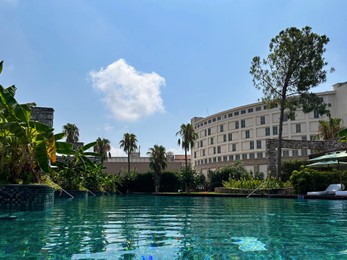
[[191, 82, 347, 176]]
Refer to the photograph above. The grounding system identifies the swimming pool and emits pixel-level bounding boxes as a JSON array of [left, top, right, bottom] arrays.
[[1, 195, 347, 259]]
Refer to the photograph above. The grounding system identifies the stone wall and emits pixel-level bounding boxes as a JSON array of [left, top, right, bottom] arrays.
[[266, 139, 347, 175], [31, 107, 54, 128], [0, 185, 55, 210]]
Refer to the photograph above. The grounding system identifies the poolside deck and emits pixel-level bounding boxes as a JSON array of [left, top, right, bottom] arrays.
[[155, 192, 347, 200]]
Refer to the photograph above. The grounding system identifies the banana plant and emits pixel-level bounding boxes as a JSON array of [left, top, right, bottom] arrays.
[[0, 61, 69, 183]]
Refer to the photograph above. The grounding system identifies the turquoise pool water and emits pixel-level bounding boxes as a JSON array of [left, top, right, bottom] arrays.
[[1, 195, 347, 259]]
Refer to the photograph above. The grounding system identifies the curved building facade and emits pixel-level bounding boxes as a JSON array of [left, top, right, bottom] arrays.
[[191, 82, 347, 176]]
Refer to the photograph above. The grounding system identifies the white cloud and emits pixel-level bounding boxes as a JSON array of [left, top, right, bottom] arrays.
[[90, 59, 165, 121]]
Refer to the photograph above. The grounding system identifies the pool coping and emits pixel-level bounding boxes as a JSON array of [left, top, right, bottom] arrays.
[[154, 192, 347, 200]]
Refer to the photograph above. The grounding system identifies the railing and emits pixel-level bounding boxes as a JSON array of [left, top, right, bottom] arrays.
[[247, 181, 266, 198]]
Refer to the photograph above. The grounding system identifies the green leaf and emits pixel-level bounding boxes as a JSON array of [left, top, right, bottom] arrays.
[[0, 61, 3, 74]]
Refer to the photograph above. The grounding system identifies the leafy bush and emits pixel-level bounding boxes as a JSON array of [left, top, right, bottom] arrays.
[[290, 167, 347, 194], [208, 161, 252, 191], [161, 172, 180, 192], [281, 160, 308, 182], [223, 177, 291, 190]]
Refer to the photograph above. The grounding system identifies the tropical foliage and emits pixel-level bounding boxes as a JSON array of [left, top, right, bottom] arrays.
[[147, 145, 167, 193], [250, 26, 333, 176], [222, 177, 291, 190], [94, 137, 111, 162], [317, 118, 344, 140], [63, 123, 79, 143], [0, 60, 71, 184], [176, 123, 198, 170], [119, 133, 137, 173], [290, 167, 346, 194]]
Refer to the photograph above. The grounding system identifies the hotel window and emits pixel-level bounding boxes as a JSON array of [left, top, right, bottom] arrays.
[[292, 150, 298, 157], [242, 153, 247, 160], [260, 116, 265, 125], [208, 119, 211, 123], [245, 130, 250, 139], [194, 152, 196, 158], [223, 156, 228, 161], [273, 126, 278, 135], [228, 133, 233, 141], [248, 108, 254, 113], [223, 134, 227, 142], [256, 140, 262, 149], [208, 128, 211, 135], [213, 118, 216, 122], [241, 110, 246, 114], [217, 146, 221, 154], [283, 114, 288, 122], [283, 150, 289, 157], [234, 111, 239, 116], [249, 153, 255, 159], [229, 155, 234, 161], [296, 124, 301, 133], [235, 154, 240, 160], [228, 113, 233, 117], [257, 152, 263, 158], [250, 141, 254, 150], [235, 121, 239, 129], [265, 127, 270, 136], [241, 120, 246, 128], [264, 105, 267, 109], [204, 159, 207, 164], [213, 157, 217, 162], [209, 158, 212, 163], [302, 135, 307, 141], [213, 147, 216, 154], [256, 106, 261, 111], [220, 125, 224, 132], [302, 149, 308, 156], [200, 140, 203, 147], [314, 110, 319, 119], [232, 143, 237, 151], [218, 157, 222, 162], [210, 137, 214, 145], [202, 149, 206, 156], [217, 116, 221, 121]]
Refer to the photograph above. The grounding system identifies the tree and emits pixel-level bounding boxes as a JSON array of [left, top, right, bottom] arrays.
[[176, 123, 198, 171], [317, 118, 344, 141], [119, 133, 138, 191], [147, 145, 167, 193], [250, 26, 333, 177], [94, 137, 111, 162], [62, 123, 79, 143]]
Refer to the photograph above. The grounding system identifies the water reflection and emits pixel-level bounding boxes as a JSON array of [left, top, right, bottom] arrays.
[[1, 196, 347, 259]]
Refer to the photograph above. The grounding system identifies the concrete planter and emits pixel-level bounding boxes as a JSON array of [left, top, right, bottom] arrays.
[[0, 184, 54, 210]]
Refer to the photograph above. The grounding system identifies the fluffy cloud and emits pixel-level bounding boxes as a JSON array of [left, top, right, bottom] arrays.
[[90, 59, 165, 121]]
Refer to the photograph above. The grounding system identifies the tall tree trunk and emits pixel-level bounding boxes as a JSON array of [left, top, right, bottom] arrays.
[[127, 153, 130, 193], [277, 87, 288, 177]]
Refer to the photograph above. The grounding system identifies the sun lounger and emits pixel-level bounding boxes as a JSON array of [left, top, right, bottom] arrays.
[[307, 184, 344, 196], [335, 191, 347, 196]]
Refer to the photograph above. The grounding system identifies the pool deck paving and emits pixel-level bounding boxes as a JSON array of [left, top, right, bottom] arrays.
[[155, 192, 347, 200]]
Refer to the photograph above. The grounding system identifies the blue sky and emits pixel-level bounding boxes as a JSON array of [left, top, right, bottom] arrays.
[[1, 0, 346, 156]]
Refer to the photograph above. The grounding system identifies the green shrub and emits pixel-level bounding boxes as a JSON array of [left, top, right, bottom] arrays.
[[290, 167, 347, 194], [161, 172, 180, 192], [281, 160, 308, 182], [223, 177, 291, 190]]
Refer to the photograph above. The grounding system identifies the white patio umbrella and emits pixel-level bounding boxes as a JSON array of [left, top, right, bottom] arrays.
[[309, 151, 347, 162]]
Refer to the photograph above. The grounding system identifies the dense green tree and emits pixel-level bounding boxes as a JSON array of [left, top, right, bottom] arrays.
[[176, 123, 198, 171], [147, 145, 167, 193], [317, 118, 344, 141], [119, 133, 137, 192], [94, 137, 111, 162], [62, 123, 79, 143], [250, 26, 333, 177]]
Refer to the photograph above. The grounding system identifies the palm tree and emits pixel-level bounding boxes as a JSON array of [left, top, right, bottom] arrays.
[[119, 133, 138, 176], [62, 123, 79, 143], [147, 145, 167, 193], [176, 123, 198, 170], [94, 137, 111, 162], [317, 118, 344, 140]]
